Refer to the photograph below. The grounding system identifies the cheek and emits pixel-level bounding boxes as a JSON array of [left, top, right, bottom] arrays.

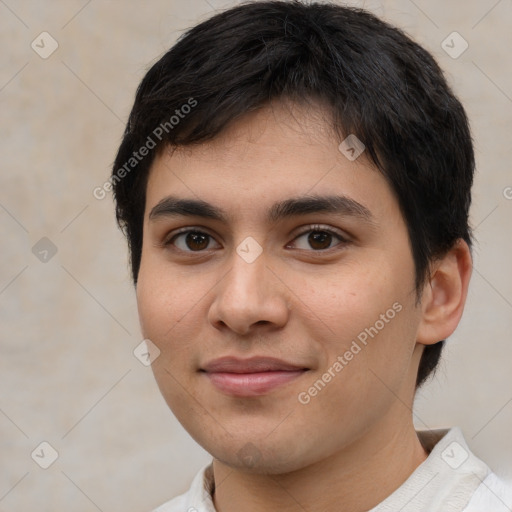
[[136, 261, 199, 388], [136, 260, 202, 411], [296, 305, 418, 447], [295, 255, 409, 336], [299, 256, 418, 387], [136, 252, 200, 340]]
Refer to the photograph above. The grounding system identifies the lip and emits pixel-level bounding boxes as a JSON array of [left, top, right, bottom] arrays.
[[201, 356, 309, 397]]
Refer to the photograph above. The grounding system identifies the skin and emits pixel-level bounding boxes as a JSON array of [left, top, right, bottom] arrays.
[[136, 101, 472, 512]]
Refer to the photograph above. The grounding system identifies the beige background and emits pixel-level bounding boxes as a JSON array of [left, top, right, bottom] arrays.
[[1, 0, 511, 510]]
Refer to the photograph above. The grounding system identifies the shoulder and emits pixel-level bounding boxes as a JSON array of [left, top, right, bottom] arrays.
[[152, 492, 189, 512], [150, 463, 214, 512], [462, 472, 512, 512]]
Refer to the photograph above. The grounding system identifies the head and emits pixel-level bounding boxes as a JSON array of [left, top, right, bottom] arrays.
[[112, 1, 473, 472]]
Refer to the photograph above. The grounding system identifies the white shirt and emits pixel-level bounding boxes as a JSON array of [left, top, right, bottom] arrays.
[[153, 427, 512, 512]]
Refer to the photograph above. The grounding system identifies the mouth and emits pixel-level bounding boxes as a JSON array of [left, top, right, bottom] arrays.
[[200, 356, 309, 397]]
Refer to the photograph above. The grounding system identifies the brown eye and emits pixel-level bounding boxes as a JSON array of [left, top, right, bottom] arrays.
[[185, 232, 210, 250], [307, 231, 333, 250], [167, 230, 220, 252], [289, 225, 348, 251]]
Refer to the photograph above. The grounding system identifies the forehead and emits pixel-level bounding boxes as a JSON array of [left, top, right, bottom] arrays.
[[144, 101, 398, 224]]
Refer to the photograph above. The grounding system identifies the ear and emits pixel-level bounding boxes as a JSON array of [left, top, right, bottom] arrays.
[[416, 239, 472, 346]]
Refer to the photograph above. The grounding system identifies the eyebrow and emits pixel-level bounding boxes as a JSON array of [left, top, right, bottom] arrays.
[[148, 194, 374, 225]]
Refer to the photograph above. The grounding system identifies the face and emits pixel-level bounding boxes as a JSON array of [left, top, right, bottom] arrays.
[[136, 101, 425, 474]]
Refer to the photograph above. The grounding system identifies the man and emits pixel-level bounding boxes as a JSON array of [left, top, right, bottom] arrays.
[[111, 1, 512, 510]]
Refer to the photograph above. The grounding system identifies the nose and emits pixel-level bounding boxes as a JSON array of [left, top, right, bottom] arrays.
[[207, 248, 290, 336]]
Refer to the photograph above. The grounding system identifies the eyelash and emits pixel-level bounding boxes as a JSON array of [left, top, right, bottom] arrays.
[[162, 224, 349, 254]]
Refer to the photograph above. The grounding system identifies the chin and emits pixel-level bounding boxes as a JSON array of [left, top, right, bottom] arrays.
[[215, 447, 307, 475], [201, 432, 320, 476]]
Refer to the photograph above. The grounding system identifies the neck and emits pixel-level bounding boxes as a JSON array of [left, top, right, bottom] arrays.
[[212, 415, 429, 512]]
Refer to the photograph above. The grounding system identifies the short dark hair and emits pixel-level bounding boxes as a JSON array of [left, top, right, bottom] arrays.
[[111, 0, 474, 389]]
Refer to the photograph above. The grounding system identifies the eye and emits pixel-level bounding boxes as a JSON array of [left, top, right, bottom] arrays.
[[165, 229, 220, 252], [288, 225, 348, 251], [162, 225, 349, 254]]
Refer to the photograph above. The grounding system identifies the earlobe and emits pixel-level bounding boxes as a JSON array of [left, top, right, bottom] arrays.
[[416, 239, 472, 346]]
